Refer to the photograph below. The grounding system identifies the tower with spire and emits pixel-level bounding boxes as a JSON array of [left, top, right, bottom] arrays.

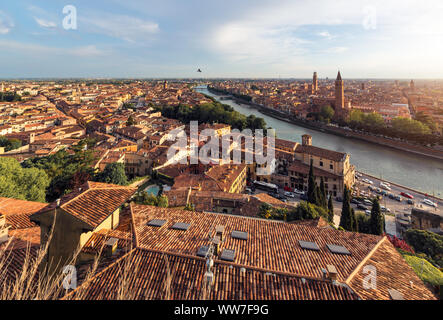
[[334, 71, 348, 120]]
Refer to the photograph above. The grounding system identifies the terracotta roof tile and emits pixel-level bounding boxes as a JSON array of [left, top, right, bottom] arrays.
[[67, 248, 359, 300]]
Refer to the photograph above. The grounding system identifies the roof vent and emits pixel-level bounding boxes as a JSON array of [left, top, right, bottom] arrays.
[[299, 240, 320, 251], [231, 230, 248, 240], [220, 249, 235, 262], [147, 219, 167, 227], [388, 289, 404, 300], [326, 244, 351, 255], [171, 222, 191, 231]]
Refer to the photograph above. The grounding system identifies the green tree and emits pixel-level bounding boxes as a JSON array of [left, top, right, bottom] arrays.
[[157, 195, 169, 208], [319, 177, 327, 208], [339, 186, 356, 231], [97, 163, 128, 186], [327, 195, 334, 223], [307, 159, 317, 205], [369, 198, 384, 235], [0, 137, 22, 152], [0, 157, 49, 202], [288, 201, 328, 222], [126, 115, 136, 126], [356, 212, 371, 234], [391, 117, 431, 136], [320, 105, 335, 122], [404, 229, 443, 267]]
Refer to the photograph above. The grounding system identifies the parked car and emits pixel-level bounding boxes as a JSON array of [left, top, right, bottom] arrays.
[[407, 199, 415, 205], [351, 198, 361, 205], [394, 195, 402, 202], [380, 184, 391, 191], [365, 210, 371, 216], [388, 193, 395, 199], [363, 199, 373, 206], [380, 190, 388, 196], [422, 199, 438, 208], [400, 192, 414, 199], [284, 191, 295, 198], [293, 189, 305, 195], [357, 204, 368, 210], [300, 194, 308, 201]]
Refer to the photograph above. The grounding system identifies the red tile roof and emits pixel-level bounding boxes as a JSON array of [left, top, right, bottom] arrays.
[[296, 145, 346, 162], [66, 248, 359, 300], [35, 181, 136, 229], [0, 197, 48, 216], [130, 204, 381, 281]]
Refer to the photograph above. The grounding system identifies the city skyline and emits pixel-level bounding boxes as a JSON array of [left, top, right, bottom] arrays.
[[1, 0, 443, 79]]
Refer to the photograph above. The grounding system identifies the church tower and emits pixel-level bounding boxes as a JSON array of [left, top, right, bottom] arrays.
[[313, 72, 318, 92], [335, 71, 344, 110]]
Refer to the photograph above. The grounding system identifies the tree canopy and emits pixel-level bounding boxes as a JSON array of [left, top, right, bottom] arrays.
[[0, 157, 49, 202], [96, 163, 128, 186], [22, 142, 97, 201], [158, 102, 267, 131], [0, 137, 22, 152], [369, 198, 384, 235], [339, 186, 357, 232]]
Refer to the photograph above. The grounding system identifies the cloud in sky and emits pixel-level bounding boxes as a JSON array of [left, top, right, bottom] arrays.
[[1, 0, 443, 78], [0, 40, 104, 57], [80, 12, 159, 43], [34, 17, 56, 28], [0, 11, 14, 34]]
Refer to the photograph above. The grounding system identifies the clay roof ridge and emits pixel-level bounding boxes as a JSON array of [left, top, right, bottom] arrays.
[[345, 236, 387, 286]]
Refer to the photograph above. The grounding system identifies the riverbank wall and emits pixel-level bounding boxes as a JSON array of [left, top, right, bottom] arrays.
[[207, 87, 443, 162]]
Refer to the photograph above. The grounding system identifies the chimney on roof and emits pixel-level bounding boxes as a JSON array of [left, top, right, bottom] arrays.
[[215, 225, 224, 241], [302, 134, 312, 146], [321, 268, 328, 280], [326, 264, 338, 281], [105, 237, 119, 256], [212, 236, 221, 256]]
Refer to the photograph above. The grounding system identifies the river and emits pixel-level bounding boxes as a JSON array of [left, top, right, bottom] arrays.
[[195, 86, 443, 196]]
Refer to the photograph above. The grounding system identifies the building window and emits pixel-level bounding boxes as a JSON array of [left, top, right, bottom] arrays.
[[330, 164, 333, 170], [320, 161, 323, 167]]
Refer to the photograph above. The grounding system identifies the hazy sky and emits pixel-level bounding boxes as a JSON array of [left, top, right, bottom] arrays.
[[1, 0, 443, 78]]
